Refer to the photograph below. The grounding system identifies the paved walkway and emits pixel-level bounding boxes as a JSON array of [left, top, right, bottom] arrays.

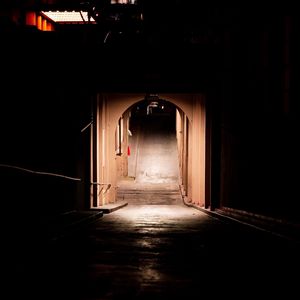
[[4, 200, 300, 300]]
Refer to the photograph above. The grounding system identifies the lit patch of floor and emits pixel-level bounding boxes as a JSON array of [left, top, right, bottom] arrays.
[[111, 204, 205, 226]]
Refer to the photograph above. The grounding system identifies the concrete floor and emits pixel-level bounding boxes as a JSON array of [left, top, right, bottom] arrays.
[[5, 202, 300, 300]]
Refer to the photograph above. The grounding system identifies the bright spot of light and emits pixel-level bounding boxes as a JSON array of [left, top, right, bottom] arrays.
[[113, 205, 206, 227], [41, 11, 96, 23]]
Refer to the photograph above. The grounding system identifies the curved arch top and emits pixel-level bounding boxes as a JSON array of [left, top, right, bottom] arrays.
[[100, 93, 200, 126]]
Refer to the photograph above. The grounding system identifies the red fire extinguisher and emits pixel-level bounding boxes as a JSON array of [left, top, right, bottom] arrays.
[[127, 145, 131, 156]]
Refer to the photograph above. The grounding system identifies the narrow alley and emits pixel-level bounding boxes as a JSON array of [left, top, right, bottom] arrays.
[[2, 2, 300, 300], [4, 103, 300, 300]]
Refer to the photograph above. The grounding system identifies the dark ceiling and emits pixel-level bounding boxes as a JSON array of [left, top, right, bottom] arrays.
[[1, 1, 295, 92]]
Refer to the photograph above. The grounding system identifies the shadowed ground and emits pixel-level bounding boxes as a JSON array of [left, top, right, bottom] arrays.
[[5, 202, 299, 300]]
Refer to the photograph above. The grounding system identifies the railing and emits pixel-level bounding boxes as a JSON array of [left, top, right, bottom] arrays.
[[0, 163, 112, 208], [90, 182, 112, 196], [0, 163, 81, 182], [90, 182, 112, 208]]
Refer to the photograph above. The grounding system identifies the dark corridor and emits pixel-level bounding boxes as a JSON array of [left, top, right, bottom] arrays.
[[1, 2, 300, 299]]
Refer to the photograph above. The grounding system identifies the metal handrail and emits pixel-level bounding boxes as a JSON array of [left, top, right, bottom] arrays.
[[0, 165, 112, 195], [0, 163, 81, 181], [90, 182, 112, 195]]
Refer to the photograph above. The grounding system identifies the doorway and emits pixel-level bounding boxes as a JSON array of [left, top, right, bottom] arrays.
[[90, 93, 207, 208]]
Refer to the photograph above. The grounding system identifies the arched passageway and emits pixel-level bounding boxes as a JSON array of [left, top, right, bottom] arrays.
[[90, 93, 207, 209], [116, 98, 182, 205], [122, 98, 179, 183]]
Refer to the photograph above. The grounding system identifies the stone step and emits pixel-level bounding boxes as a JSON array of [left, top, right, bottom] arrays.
[[117, 188, 182, 205]]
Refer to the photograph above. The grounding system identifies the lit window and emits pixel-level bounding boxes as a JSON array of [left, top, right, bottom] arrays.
[[41, 11, 96, 23]]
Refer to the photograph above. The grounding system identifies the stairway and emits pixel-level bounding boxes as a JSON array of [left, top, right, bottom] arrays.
[[116, 182, 183, 205]]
